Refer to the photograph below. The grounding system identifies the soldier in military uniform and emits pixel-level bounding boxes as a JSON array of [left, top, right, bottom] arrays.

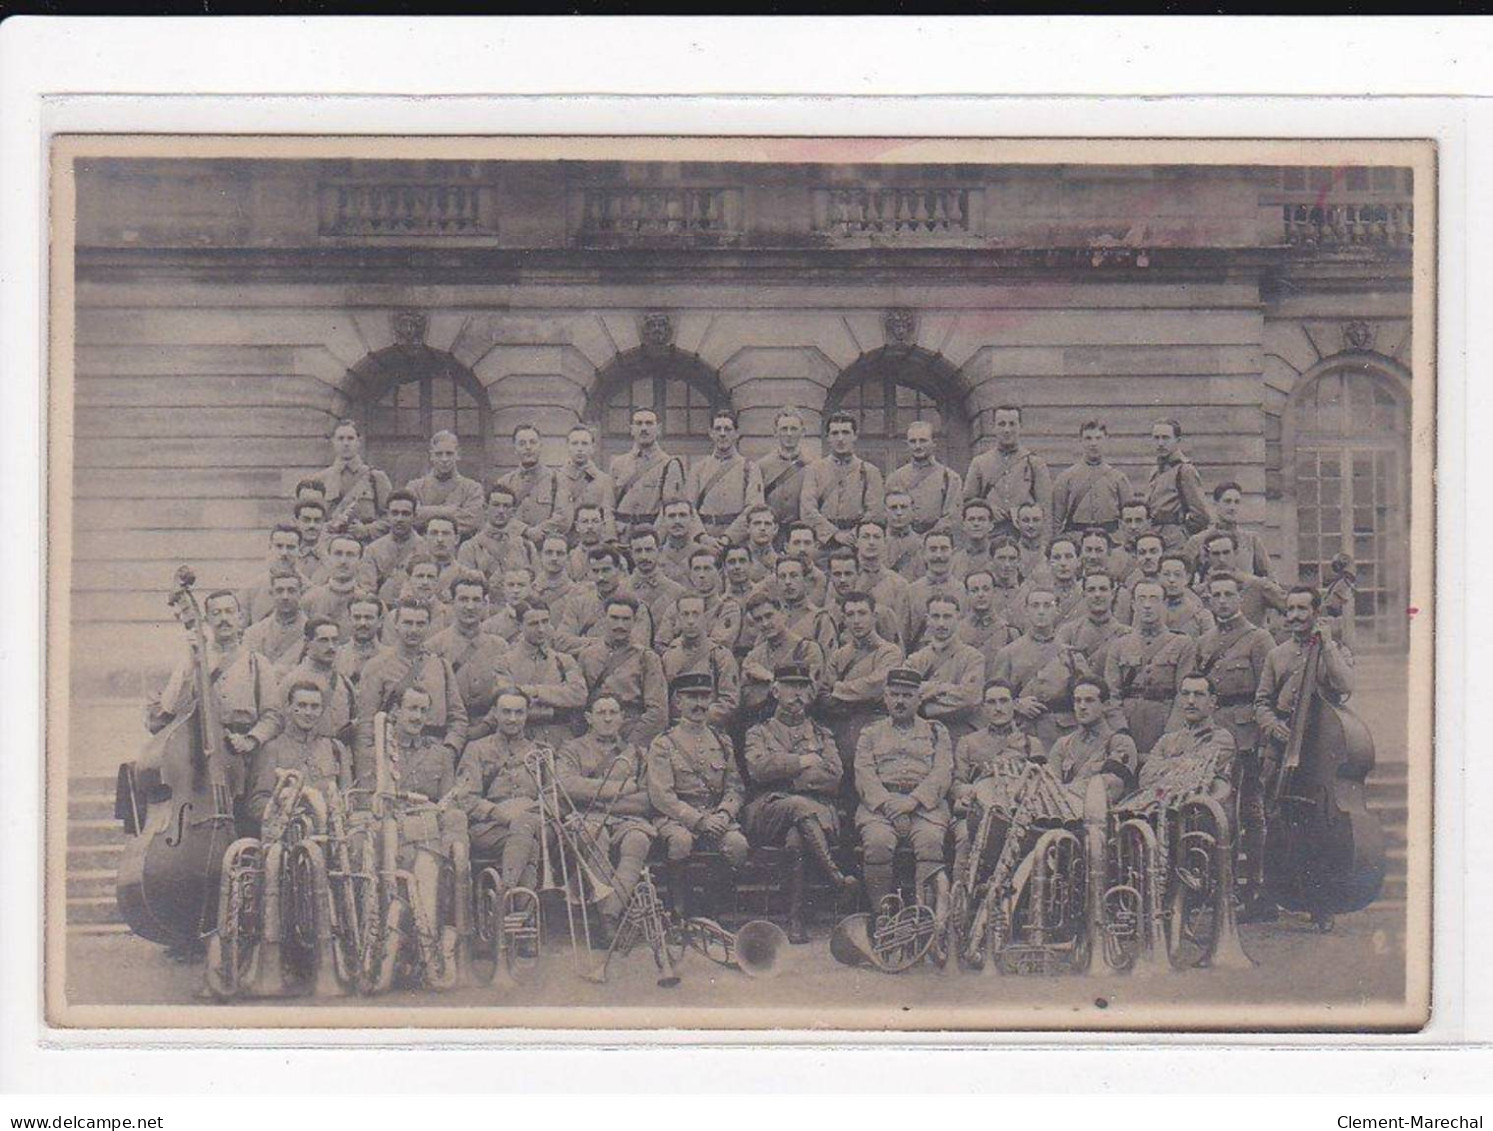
[[739, 507, 781, 584], [427, 573, 511, 732], [354, 598, 468, 791], [378, 554, 452, 643], [647, 672, 749, 914], [740, 592, 828, 727], [753, 407, 810, 535], [406, 430, 485, 540], [318, 418, 393, 545], [882, 491, 927, 578], [365, 491, 427, 601], [771, 555, 837, 657], [452, 690, 542, 891], [990, 586, 1087, 751], [884, 420, 963, 537], [335, 593, 385, 688], [242, 565, 308, 674], [905, 531, 965, 649], [534, 533, 576, 606], [147, 588, 284, 811], [905, 594, 986, 740], [293, 499, 329, 586], [742, 663, 857, 943], [686, 409, 765, 550], [556, 424, 617, 542], [950, 500, 997, 581], [276, 617, 357, 746], [963, 406, 1053, 541], [301, 535, 375, 637], [1145, 418, 1212, 551], [854, 667, 955, 910], [949, 680, 1046, 884], [1119, 674, 1235, 816], [1043, 536, 1086, 626], [608, 407, 686, 544], [553, 546, 653, 655], [958, 570, 1018, 678], [557, 694, 657, 939], [854, 521, 914, 641], [576, 595, 669, 746], [1248, 585, 1356, 921], [1051, 420, 1134, 538], [656, 549, 742, 653], [500, 424, 567, 540], [456, 482, 541, 588], [1056, 571, 1132, 675], [241, 523, 304, 626], [660, 593, 742, 729], [1116, 531, 1166, 625], [1078, 528, 1116, 582], [720, 544, 761, 659], [1047, 677, 1140, 806], [1110, 499, 1155, 582], [1160, 553, 1216, 638], [1104, 579, 1197, 754], [1013, 501, 1051, 583], [565, 505, 612, 583], [486, 598, 588, 748], [626, 528, 687, 643], [825, 550, 903, 651], [800, 411, 886, 555], [247, 678, 351, 830], [822, 591, 904, 781], [1197, 532, 1286, 630], [1185, 480, 1276, 581]]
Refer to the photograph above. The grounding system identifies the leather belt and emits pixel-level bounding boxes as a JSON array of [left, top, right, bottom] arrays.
[[615, 511, 658, 525], [699, 513, 738, 528], [1216, 693, 1254, 707]]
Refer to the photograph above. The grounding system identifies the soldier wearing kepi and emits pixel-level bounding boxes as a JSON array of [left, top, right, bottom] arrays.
[[964, 405, 1053, 541], [557, 695, 657, 943], [885, 420, 963, 537], [743, 663, 858, 943], [1145, 418, 1212, 551], [452, 690, 542, 893], [647, 672, 749, 915], [1248, 585, 1356, 922], [1103, 579, 1197, 754], [609, 407, 686, 545], [854, 668, 955, 911]]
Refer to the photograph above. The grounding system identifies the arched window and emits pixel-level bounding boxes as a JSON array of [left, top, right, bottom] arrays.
[[349, 344, 492, 489], [1289, 363, 1409, 650], [824, 346, 970, 476], [585, 346, 730, 461]]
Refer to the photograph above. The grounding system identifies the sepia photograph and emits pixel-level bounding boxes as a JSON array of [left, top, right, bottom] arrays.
[[43, 134, 1434, 1032]]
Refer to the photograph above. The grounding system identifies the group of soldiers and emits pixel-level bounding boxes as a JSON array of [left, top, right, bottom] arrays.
[[145, 403, 1357, 956]]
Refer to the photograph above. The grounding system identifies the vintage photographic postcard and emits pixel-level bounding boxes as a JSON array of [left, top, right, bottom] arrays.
[[44, 134, 1434, 1032]]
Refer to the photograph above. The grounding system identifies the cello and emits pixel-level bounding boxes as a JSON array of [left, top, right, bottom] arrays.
[[1263, 624, 1386, 927], [115, 567, 239, 949]]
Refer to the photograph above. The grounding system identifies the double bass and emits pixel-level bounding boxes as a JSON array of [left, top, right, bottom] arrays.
[[115, 567, 239, 949], [1263, 624, 1386, 926]]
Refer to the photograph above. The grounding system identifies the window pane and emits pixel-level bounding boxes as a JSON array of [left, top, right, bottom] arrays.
[[1320, 507, 1341, 534]]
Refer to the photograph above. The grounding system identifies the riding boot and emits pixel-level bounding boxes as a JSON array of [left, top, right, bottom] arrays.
[[785, 851, 810, 945], [796, 817, 857, 894]]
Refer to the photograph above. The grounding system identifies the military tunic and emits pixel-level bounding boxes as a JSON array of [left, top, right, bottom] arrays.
[[685, 450, 764, 544], [1184, 522, 1275, 581], [743, 714, 843, 840], [482, 640, 587, 747], [453, 731, 541, 876], [426, 624, 511, 729], [455, 523, 541, 587], [1048, 721, 1141, 801], [247, 726, 349, 823], [1103, 626, 1196, 753], [1120, 720, 1235, 816], [905, 639, 987, 736], [1056, 613, 1132, 674], [1145, 452, 1211, 550], [316, 457, 394, 543], [1194, 613, 1275, 752], [800, 455, 885, 546], [822, 634, 904, 771], [904, 572, 966, 651], [552, 582, 655, 655], [364, 530, 427, 598], [334, 638, 383, 689], [576, 640, 669, 746], [1162, 589, 1215, 639], [1051, 459, 1134, 535], [353, 647, 468, 787], [754, 449, 810, 531], [740, 631, 828, 722], [1254, 631, 1356, 736], [498, 463, 566, 539], [609, 446, 686, 540], [854, 717, 955, 868], [647, 721, 748, 864], [629, 569, 687, 645], [557, 732, 655, 912], [556, 461, 618, 541], [883, 527, 926, 578], [952, 724, 1046, 814], [990, 631, 1087, 749], [655, 590, 742, 654], [406, 470, 485, 539], [885, 458, 963, 535], [958, 610, 1018, 680], [300, 579, 362, 640], [242, 610, 308, 675], [276, 659, 358, 745], [963, 445, 1053, 537]]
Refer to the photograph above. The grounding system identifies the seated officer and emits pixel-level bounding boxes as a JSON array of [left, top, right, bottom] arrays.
[[557, 694, 656, 940], [949, 680, 1045, 884], [742, 663, 857, 943], [853, 667, 955, 911], [452, 690, 542, 891], [646, 672, 749, 912]]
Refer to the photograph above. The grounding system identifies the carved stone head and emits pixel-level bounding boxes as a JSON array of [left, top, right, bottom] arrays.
[[884, 308, 918, 348], [391, 309, 429, 348], [641, 312, 675, 350], [1342, 320, 1376, 352]]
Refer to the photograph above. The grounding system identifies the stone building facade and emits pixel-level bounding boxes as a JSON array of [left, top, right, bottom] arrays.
[[68, 157, 1415, 693]]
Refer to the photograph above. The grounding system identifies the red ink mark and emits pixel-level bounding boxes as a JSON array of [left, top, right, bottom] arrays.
[[1407, 607, 1419, 618]]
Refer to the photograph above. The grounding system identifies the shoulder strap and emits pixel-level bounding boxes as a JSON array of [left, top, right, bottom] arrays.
[[695, 458, 738, 511], [616, 452, 664, 506], [762, 455, 805, 500]]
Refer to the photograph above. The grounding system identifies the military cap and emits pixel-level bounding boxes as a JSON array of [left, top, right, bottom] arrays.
[[670, 671, 716, 695], [772, 662, 814, 684], [884, 667, 924, 690]]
